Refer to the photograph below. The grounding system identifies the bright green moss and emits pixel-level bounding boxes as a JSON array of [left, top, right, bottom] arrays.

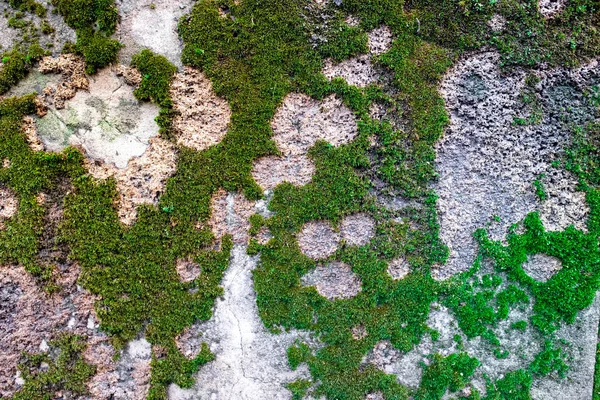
[[485, 370, 532, 400], [0, 42, 48, 95], [415, 353, 480, 400], [12, 334, 96, 400], [286, 379, 312, 400], [529, 340, 569, 378]]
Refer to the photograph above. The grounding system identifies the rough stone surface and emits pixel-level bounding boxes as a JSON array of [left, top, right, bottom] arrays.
[[86, 136, 178, 225], [522, 253, 563, 282], [171, 67, 232, 152], [387, 258, 410, 280], [253, 93, 358, 190], [298, 220, 341, 260], [38, 54, 89, 109], [301, 261, 362, 300], [367, 25, 393, 56], [0, 187, 18, 229], [340, 213, 376, 246], [208, 190, 257, 245], [175, 259, 202, 283], [434, 52, 595, 279], [322, 55, 383, 87], [115, 0, 196, 68], [169, 245, 315, 400], [538, 0, 566, 18]]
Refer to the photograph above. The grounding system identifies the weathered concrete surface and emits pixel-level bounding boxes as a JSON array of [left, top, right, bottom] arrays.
[[169, 245, 314, 400], [434, 51, 595, 279], [115, 0, 195, 69]]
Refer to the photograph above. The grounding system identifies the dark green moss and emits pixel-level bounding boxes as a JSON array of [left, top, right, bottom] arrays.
[[52, 0, 121, 73], [12, 334, 96, 400], [130, 49, 177, 136]]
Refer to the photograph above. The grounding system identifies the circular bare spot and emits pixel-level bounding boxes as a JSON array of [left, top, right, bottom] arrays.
[[340, 213, 375, 247], [322, 55, 381, 87], [298, 221, 340, 259], [176, 259, 201, 283], [368, 25, 393, 56], [0, 188, 18, 227], [387, 258, 410, 280], [522, 254, 562, 282], [301, 261, 362, 300]]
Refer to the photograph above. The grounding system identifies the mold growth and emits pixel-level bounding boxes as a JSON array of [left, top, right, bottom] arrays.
[[434, 51, 595, 279]]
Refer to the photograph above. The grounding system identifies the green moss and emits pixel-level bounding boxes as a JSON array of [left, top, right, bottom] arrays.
[[484, 370, 532, 400], [8, 0, 46, 17], [286, 379, 312, 400], [532, 175, 547, 201], [415, 353, 479, 400], [529, 340, 569, 378], [0, 42, 48, 95], [12, 334, 96, 400], [52, 0, 121, 73], [130, 49, 177, 136]]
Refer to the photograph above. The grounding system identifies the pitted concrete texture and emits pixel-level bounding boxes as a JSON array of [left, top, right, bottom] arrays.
[[169, 245, 315, 400], [301, 261, 363, 300], [115, 0, 195, 68], [298, 220, 341, 260], [253, 93, 357, 190], [340, 213, 376, 246], [434, 51, 596, 279], [539, 0, 566, 17]]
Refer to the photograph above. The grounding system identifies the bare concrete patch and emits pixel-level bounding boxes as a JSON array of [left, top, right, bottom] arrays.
[[39, 54, 89, 109], [298, 220, 341, 260], [176, 259, 202, 283], [351, 324, 368, 340], [208, 190, 256, 245], [301, 261, 362, 300], [364, 340, 401, 374], [488, 14, 507, 32], [434, 51, 595, 279], [539, 0, 566, 18], [253, 93, 357, 190], [322, 55, 382, 87], [86, 137, 178, 225], [387, 258, 410, 280], [169, 245, 315, 400], [368, 25, 393, 56], [340, 213, 376, 246], [22, 116, 44, 152], [522, 253, 562, 282], [365, 392, 385, 400], [115, 0, 196, 68], [0, 263, 100, 397], [171, 67, 232, 152], [272, 93, 358, 155], [0, 188, 18, 230], [345, 15, 360, 27], [35, 66, 161, 168]]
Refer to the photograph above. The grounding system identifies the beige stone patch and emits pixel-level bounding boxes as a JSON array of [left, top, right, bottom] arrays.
[[208, 190, 255, 245], [387, 258, 410, 280], [251, 154, 315, 190], [366, 392, 385, 400], [302, 261, 362, 300], [115, 65, 143, 87], [345, 15, 360, 27], [322, 54, 381, 87], [340, 213, 376, 246], [368, 25, 393, 56], [2, 159, 10, 169], [171, 67, 232, 152], [175, 324, 204, 360], [0, 187, 18, 230], [252, 93, 357, 190], [488, 14, 507, 32], [22, 116, 44, 152], [176, 258, 201, 283], [522, 253, 562, 282], [38, 54, 88, 109], [86, 137, 178, 225], [271, 93, 358, 156], [298, 220, 341, 259], [351, 324, 368, 340]]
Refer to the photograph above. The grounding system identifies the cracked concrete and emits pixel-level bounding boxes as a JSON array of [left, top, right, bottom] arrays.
[[168, 245, 315, 400]]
